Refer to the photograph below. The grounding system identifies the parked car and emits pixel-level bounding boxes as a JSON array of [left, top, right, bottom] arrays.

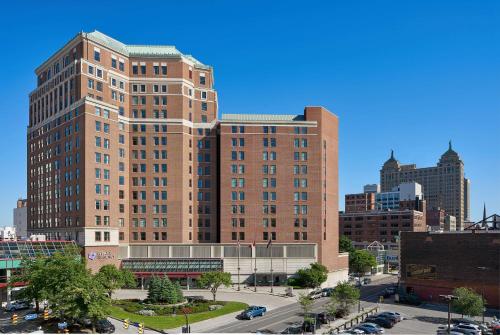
[[309, 289, 323, 299], [378, 311, 402, 322], [5, 300, 30, 311], [240, 306, 267, 320], [452, 323, 482, 335], [322, 287, 335, 297], [95, 319, 115, 334], [337, 329, 366, 334], [372, 313, 398, 325], [363, 278, 372, 285], [354, 323, 384, 334], [280, 323, 303, 334], [383, 287, 396, 298], [364, 316, 394, 329]]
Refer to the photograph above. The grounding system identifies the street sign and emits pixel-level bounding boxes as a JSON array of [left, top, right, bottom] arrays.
[[25, 313, 38, 321]]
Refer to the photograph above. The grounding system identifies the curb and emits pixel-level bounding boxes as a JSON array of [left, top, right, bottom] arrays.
[[108, 315, 165, 334]]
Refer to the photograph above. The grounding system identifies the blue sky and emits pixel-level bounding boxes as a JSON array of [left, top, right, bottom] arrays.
[[0, 1, 498, 225]]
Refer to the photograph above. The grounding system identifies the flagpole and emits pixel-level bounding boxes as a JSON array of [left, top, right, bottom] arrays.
[[237, 240, 241, 291], [270, 242, 274, 293]]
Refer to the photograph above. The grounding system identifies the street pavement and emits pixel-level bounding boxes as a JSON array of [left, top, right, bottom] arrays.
[[205, 276, 397, 334]]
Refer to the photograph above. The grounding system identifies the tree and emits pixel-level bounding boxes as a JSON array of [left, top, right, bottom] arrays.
[[10, 256, 49, 312], [55, 272, 110, 333], [349, 250, 377, 275], [95, 264, 137, 299], [295, 263, 329, 288], [14, 250, 110, 333], [298, 293, 314, 323], [325, 298, 338, 324], [197, 272, 232, 302], [174, 281, 184, 303], [452, 287, 485, 317], [330, 281, 360, 317], [147, 276, 163, 303], [339, 236, 355, 253], [160, 276, 178, 304]]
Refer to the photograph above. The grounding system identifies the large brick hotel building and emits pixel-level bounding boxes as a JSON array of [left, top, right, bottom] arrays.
[[27, 31, 347, 285]]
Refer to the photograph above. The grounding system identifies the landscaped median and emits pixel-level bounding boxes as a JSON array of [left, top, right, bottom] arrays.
[[109, 300, 248, 331]]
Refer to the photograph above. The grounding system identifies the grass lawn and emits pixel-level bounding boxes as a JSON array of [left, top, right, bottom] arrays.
[[109, 301, 248, 331]]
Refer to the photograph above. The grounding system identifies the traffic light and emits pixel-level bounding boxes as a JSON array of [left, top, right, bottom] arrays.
[[12, 313, 18, 325], [44, 309, 49, 321], [123, 319, 129, 329], [138, 322, 144, 334]]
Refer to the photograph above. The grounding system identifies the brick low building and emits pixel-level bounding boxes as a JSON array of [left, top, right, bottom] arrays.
[[340, 205, 426, 244], [400, 231, 500, 308]]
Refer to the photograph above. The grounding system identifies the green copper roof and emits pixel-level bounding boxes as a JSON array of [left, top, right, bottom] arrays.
[[221, 114, 306, 122], [85, 31, 210, 69]]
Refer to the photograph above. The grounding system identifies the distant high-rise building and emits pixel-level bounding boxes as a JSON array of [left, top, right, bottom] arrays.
[[380, 143, 469, 230], [363, 184, 380, 194], [13, 199, 27, 239]]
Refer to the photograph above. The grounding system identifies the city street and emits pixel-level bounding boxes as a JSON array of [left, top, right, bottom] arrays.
[[206, 276, 397, 333]]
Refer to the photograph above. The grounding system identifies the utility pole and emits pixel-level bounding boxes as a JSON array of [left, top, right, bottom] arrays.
[[439, 294, 458, 334]]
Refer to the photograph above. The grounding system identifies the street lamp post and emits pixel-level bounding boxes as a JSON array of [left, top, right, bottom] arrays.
[[439, 294, 458, 334], [477, 266, 488, 323]]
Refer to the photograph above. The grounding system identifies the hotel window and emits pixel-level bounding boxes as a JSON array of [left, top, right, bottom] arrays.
[[201, 102, 207, 111], [95, 215, 101, 225], [132, 64, 138, 75], [140, 64, 146, 75], [153, 65, 159, 75], [161, 64, 167, 75], [94, 49, 100, 62], [119, 60, 125, 71], [302, 232, 307, 240], [294, 232, 300, 240], [270, 165, 276, 174], [95, 232, 101, 241], [200, 73, 206, 85], [111, 57, 117, 69], [201, 91, 207, 100], [263, 232, 269, 241], [231, 126, 237, 133], [301, 152, 308, 161], [270, 152, 277, 160], [263, 126, 269, 133]]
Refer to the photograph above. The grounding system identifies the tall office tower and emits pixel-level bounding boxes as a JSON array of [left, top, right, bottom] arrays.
[[28, 31, 217, 271], [219, 107, 344, 271], [380, 142, 469, 230]]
